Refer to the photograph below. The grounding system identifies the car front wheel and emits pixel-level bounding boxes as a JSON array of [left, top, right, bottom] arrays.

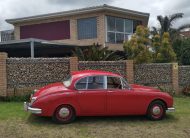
[[147, 100, 166, 121], [53, 105, 76, 124]]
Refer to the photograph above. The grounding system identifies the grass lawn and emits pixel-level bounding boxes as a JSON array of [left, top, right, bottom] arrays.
[[0, 97, 190, 138]]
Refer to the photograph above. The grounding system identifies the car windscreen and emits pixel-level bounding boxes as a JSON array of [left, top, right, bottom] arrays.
[[63, 74, 72, 88]]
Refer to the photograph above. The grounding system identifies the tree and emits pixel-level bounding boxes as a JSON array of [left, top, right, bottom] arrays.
[[124, 26, 177, 63], [152, 34, 161, 61], [124, 25, 152, 63], [152, 13, 190, 42], [72, 43, 125, 61], [156, 32, 176, 63], [173, 38, 190, 65]]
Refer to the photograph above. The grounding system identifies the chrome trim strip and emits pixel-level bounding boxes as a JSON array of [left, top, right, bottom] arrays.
[[24, 102, 42, 114], [166, 107, 175, 112]]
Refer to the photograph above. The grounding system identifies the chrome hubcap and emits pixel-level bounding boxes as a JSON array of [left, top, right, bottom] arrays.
[[152, 106, 161, 115], [58, 107, 70, 118]]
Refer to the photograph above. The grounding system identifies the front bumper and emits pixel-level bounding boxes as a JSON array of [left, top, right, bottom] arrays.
[[24, 102, 42, 114], [166, 107, 175, 112]]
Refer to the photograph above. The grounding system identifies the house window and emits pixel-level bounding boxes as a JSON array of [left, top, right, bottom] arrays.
[[106, 16, 135, 43], [77, 17, 97, 39]]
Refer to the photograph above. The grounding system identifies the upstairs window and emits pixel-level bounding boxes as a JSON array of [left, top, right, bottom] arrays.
[[106, 16, 135, 43], [77, 17, 97, 39]]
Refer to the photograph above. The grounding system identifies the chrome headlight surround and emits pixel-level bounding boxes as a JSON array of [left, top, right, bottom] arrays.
[[30, 96, 37, 105], [30, 89, 38, 105]]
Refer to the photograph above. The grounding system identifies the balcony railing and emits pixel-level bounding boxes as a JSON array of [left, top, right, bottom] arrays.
[[0, 30, 14, 42]]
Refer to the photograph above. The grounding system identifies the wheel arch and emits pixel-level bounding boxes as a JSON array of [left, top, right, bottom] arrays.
[[148, 98, 167, 111]]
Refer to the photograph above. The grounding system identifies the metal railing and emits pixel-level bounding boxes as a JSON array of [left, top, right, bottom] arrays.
[[0, 30, 14, 42]]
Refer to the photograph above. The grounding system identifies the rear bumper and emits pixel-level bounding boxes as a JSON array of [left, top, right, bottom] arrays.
[[166, 107, 175, 112], [24, 102, 42, 114]]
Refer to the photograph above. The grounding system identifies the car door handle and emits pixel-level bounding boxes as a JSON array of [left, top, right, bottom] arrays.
[[108, 90, 114, 93]]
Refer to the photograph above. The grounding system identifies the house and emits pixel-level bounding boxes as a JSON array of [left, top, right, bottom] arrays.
[[0, 4, 149, 57], [180, 31, 190, 38]]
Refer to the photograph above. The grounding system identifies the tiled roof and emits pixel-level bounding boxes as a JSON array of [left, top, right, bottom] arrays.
[[180, 31, 190, 37]]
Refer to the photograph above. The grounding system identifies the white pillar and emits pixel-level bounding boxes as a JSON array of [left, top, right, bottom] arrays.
[[30, 41, 34, 58]]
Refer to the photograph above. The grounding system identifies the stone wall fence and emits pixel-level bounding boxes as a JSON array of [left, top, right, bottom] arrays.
[[1, 52, 190, 97]]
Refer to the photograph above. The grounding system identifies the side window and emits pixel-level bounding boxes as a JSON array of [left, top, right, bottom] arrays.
[[107, 77, 122, 89], [87, 76, 104, 89], [75, 77, 88, 90], [121, 78, 131, 89]]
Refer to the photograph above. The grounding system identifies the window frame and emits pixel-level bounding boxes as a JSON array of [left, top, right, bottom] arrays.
[[74, 75, 107, 90], [106, 16, 134, 44], [107, 76, 123, 90], [77, 17, 97, 40], [74, 75, 131, 91]]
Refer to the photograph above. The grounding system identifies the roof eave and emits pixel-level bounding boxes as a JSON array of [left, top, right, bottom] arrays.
[[6, 5, 149, 25]]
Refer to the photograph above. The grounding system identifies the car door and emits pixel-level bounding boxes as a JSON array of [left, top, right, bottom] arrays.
[[107, 76, 138, 115], [76, 75, 107, 115]]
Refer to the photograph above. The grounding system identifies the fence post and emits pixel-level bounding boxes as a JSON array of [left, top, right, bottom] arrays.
[[0, 52, 8, 97], [126, 60, 134, 84], [70, 57, 78, 72], [171, 63, 179, 94]]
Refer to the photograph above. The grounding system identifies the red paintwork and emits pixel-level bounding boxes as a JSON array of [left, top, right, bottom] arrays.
[[20, 20, 70, 40], [31, 70, 174, 117]]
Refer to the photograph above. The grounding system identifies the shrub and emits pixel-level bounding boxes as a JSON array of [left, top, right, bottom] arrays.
[[0, 94, 31, 102]]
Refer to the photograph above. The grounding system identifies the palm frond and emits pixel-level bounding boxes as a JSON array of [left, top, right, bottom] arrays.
[[151, 27, 159, 35], [169, 13, 184, 25]]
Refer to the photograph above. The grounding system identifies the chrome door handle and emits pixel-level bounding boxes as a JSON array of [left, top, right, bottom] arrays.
[[78, 91, 84, 93]]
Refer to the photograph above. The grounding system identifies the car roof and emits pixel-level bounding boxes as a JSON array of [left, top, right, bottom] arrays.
[[71, 70, 121, 78]]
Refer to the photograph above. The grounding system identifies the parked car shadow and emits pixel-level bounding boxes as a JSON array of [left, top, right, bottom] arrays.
[[27, 114, 177, 125]]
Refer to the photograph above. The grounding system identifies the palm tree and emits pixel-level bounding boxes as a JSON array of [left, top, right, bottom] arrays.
[[152, 13, 190, 41], [72, 43, 125, 61]]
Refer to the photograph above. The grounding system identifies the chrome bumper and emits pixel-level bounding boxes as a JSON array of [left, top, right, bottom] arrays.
[[166, 107, 175, 112], [24, 102, 42, 114]]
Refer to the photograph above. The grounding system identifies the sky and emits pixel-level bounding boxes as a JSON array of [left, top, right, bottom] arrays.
[[0, 0, 190, 31]]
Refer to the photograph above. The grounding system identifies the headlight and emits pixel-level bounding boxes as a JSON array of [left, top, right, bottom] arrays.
[[30, 97, 37, 105]]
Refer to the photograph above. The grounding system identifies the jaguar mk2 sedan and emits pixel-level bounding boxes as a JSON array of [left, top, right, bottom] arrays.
[[24, 70, 175, 124]]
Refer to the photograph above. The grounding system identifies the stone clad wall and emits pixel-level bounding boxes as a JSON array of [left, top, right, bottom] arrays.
[[79, 61, 126, 77], [179, 66, 190, 86], [6, 58, 70, 88], [1, 53, 190, 96], [134, 63, 172, 85]]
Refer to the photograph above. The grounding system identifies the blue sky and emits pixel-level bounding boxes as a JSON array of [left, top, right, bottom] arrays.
[[0, 0, 189, 31]]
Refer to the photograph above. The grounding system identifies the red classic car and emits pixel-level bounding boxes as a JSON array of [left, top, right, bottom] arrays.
[[24, 70, 175, 124]]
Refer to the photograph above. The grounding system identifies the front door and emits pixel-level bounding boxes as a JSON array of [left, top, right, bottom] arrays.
[[107, 76, 135, 115]]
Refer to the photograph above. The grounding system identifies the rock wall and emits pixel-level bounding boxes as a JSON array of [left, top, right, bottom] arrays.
[[7, 58, 70, 88], [179, 66, 190, 86], [79, 61, 126, 77], [134, 63, 172, 86]]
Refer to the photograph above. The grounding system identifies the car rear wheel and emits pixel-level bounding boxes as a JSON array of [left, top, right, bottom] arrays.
[[53, 105, 76, 124], [147, 100, 166, 121]]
